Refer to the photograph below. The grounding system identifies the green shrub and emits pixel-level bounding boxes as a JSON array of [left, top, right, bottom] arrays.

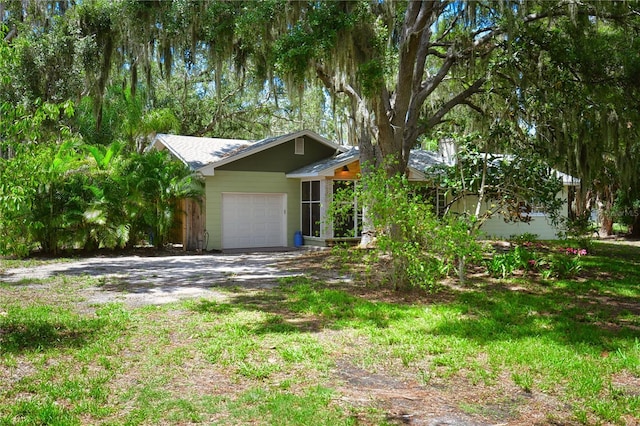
[[509, 233, 539, 244], [330, 164, 482, 290], [486, 245, 537, 278], [486, 244, 585, 279]]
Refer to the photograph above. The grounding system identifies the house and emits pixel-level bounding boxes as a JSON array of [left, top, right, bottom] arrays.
[[150, 130, 578, 250]]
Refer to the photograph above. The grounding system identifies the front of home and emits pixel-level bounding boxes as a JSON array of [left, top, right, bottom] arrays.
[[151, 130, 578, 251]]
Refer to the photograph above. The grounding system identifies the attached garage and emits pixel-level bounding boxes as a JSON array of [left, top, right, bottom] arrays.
[[221, 193, 287, 249], [150, 130, 343, 251]]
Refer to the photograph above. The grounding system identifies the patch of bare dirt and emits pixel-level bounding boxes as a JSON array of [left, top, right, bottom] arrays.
[[331, 359, 578, 426]]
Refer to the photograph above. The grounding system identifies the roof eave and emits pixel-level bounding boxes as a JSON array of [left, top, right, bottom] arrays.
[[286, 153, 360, 178], [197, 163, 216, 176], [407, 167, 427, 181], [150, 134, 194, 169]]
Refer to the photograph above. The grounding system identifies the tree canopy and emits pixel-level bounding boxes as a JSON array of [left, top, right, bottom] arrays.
[[2, 0, 640, 253]]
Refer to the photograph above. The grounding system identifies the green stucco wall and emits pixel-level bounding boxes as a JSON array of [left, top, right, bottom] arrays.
[[204, 170, 301, 250]]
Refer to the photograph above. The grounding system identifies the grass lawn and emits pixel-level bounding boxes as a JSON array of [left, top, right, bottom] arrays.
[[0, 241, 638, 425]]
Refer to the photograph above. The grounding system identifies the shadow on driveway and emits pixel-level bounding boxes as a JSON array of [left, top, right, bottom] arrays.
[[1, 252, 307, 306]]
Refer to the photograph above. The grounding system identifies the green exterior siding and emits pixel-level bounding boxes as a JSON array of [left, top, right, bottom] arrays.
[[204, 170, 300, 250], [216, 137, 337, 173]]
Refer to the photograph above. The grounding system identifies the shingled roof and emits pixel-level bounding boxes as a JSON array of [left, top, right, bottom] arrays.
[[151, 134, 252, 170]]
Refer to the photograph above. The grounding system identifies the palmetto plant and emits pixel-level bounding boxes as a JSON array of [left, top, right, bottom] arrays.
[[119, 150, 203, 248], [30, 139, 87, 255], [82, 141, 130, 250], [0, 137, 202, 256]]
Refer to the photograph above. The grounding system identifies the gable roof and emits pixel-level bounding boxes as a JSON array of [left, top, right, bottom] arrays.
[[484, 154, 581, 186], [208, 130, 344, 171], [151, 132, 580, 186], [553, 170, 581, 186], [151, 130, 344, 175], [150, 134, 251, 170], [287, 148, 580, 186], [407, 149, 449, 178]]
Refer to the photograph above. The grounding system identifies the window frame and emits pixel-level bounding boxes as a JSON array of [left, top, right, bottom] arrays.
[[294, 137, 305, 155], [301, 180, 321, 237]]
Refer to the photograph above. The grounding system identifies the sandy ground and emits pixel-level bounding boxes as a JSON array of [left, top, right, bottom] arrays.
[[1, 251, 309, 307]]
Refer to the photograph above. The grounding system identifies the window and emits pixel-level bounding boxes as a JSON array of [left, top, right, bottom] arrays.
[[295, 137, 304, 155], [333, 180, 362, 237], [527, 202, 546, 216], [503, 201, 543, 222], [301, 181, 320, 236]]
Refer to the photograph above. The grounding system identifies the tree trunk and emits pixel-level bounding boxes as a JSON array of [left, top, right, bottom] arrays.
[[597, 187, 615, 237], [599, 214, 614, 237], [358, 123, 381, 248], [629, 214, 640, 238]]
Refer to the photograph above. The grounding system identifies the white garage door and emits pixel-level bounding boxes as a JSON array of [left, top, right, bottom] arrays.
[[222, 193, 287, 249]]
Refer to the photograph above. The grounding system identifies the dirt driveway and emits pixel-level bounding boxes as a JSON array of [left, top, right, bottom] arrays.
[[1, 251, 310, 307]]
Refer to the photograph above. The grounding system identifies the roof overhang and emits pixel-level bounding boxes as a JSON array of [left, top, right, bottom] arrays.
[[148, 135, 191, 167], [286, 147, 430, 181], [150, 133, 251, 172], [197, 163, 216, 176], [286, 158, 358, 178], [553, 170, 581, 186]]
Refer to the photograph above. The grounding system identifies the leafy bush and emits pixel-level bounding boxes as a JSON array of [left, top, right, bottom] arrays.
[[559, 213, 597, 251], [330, 165, 482, 290], [486, 243, 587, 279], [509, 233, 539, 244], [538, 253, 583, 279], [0, 141, 202, 256], [486, 245, 537, 278]]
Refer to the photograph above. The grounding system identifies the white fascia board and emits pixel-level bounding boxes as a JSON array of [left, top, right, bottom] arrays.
[[294, 129, 346, 151], [286, 172, 317, 178], [209, 139, 278, 169], [286, 157, 357, 179], [197, 163, 215, 176], [286, 170, 330, 178]]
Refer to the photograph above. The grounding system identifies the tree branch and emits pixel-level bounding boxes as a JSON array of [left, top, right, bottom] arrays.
[[414, 53, 456, 109], [426, 48, 449, 59], [461, 99, 484, 115], [315, 64, 362, 105], [3, 26, 17, 43], [435, 8, 462, 44], [421, 77, 487, 132]]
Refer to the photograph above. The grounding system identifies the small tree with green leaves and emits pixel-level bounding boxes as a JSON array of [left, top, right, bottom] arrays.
[[0, 138, 202, 256], [331, 164, 482, 290], [429, 135, 565, 236]]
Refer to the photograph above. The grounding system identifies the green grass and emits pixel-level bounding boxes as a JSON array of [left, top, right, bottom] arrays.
[[1, 241, 639, 425], [0, 256, 74, 273]]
